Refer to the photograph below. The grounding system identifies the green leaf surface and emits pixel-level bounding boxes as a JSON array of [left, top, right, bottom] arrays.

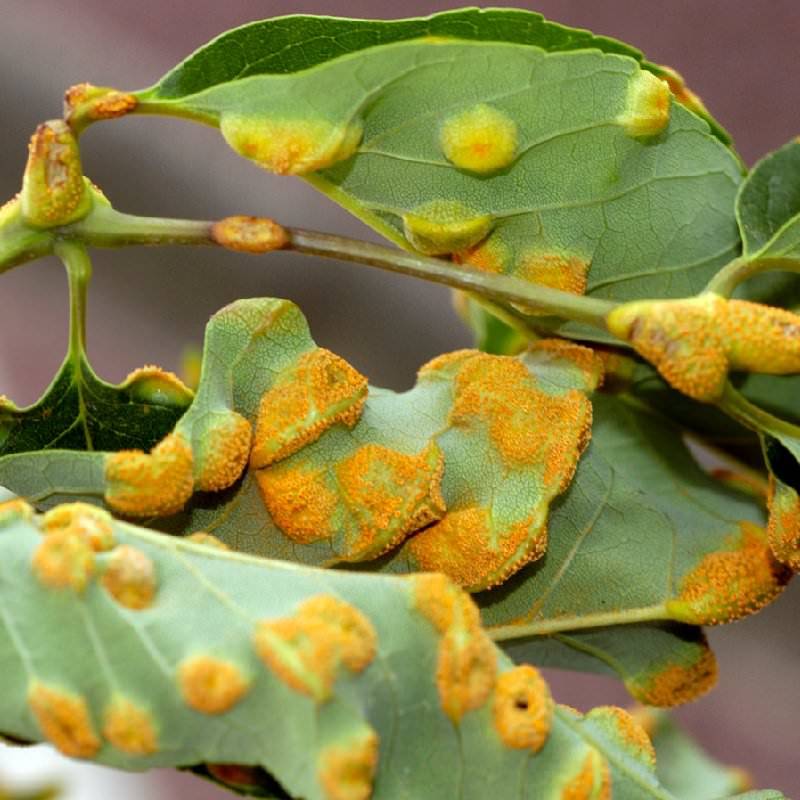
[[137, 19, 742, 311], [737, 139, 800, 261], [0, 509, 682, 799], [0, 357, 192, 457]]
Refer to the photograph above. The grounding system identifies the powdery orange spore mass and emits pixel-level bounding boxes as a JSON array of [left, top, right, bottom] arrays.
[[561, 750, 611, 800], [335, 442, 446, 561], [42, 502, 115, 552], [318, 729, 379, 800], [28, 682, 100, 759], [767, 476, 800, 571], [178, 655, 250, 714], [32, 529, 94, 592], [193, 412, 252, 492], [586, 706, 656, 768], [626, 646, 718, 707], [517, 252, 589, 297], [453, 237, 510, 274], [723, 300, 800, 374], [668, 521, 791, 625], [211, 215, 289, 254], [250, 348, 368, 469], [103, 697, 158, 756], [0, 498, 33, 526], [101, 545, 157, 610], [491, 665, 553, 752], [105, 432, 194, 517]]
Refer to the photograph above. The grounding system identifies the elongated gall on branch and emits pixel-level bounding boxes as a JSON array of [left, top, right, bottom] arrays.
[[625, 645, 718, 707], [211, 216, 289, 253], [42, 502, 115, 552], [64, 83, 137, 129], [103, 696, 158, 755], [32, 529, 94, 592], [20, 120, 92, 228], [177, 655, 250, 714], [617, 70, 671, 138], [28, 682, 100, 759], [439, 103, 518, 173], [318, 728, 379, 800], [101, 545, 157, 610], [492, 666, 553, 751], [403, 200, 493, 256]]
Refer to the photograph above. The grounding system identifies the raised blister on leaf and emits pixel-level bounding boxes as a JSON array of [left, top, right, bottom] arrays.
[[101, 545, 157, 610], [178, 655, 251, 714], [183, 410, 252, 492], [103, 696, 159, 756], [250, 348, 368, 469], [617, 70, 671, 138], [402, 201, 493, 256], [221, 115, 362, 175], [439, 103, 518, 173], [28, 682, 100, 759], [41, 502, 115, 552], [492, 665, 553, 752], [120, 365, 194, 408], [767, 476, 800, 571], [667, 521, 790, 625], [105, 432, 194, 516], [586, 706, 655, 768], [32, 529, 94, 592], [211, 215, 289, 253], [318, 727, 379, 800]]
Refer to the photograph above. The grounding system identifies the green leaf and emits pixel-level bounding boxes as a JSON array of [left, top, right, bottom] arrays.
[[0, 357, 192, 456], [636, 709, 750, 799], [135, 15, 742, 311], [0, 507, 683, 799], [737, 139, 800, 261]]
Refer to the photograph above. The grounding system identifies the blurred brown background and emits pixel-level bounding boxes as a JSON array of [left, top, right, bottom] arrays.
[[0, 1, 798, 796]]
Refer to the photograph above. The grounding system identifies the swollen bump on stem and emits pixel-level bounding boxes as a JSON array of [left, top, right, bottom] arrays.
[[64, 83, 138, 134]]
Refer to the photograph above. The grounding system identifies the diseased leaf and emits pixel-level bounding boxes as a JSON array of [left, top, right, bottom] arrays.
[[737, 139, 800, 261], [0, 505, 683, 799], [132, 19, 742, 311]]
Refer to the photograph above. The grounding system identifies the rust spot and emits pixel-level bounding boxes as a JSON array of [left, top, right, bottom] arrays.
[[587, 706, 655, 768], [121, 365, 193, 407], [517, 252, 589, 298], [668, 521, 791, 624], [103, 696, 158, 755], [105, 432, 194, 517], [41, 502, 115, 552], [32, 529, 94, 592], [724, 300, 800, 375], [560, 749, 611, 800], [28, 682, 100, 759], [767, 476, 800, 571], [454, 236, 510, 274], [101, 545, 157, 611], [191, 411, 252, 492], [211, 215, 289, 254], [617, 70, 671, 138], [0, 498, 33, 526], [439, 103, 519, 174], [253, 595, 377, 702], [656, 65, 711, 119], [626, 646, 718, 707], [250, 348, 368, 469], [318, 728, 379, 800], [178, 655, 250, 715], [64, 83, 137, 124], [492, 666, 553, 752], [403, 200, 493, 256]]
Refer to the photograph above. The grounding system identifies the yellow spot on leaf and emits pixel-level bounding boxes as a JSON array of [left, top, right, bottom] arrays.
[[28, 682, 100, 759], [767, 476, 800, 571], [667, 521, 790, 625], [626, 646, 718, 707], [42, 502, 115, 552], [250, 348, 368, 469], [586, 706, 655, 768], [318, 728, 379, 800], [560, 749, 611, 800], [253, 595, 377, 703], [101, 545, 157, 610], [454, 236, 510, 274], [403, 200, 493, 256], [191, 411, 252, 492], [211, 215, 289, 253], [221, 115, 362, 176], [32, 529, 94, 592], [178, 655, 250, 714], [440, 103, 518, 173], [617, 70, 671, 138], [105, 432, 194, 517], [0, 498, 33, 526], [103, 696, 158, 756], [492, 665, 553, 752]]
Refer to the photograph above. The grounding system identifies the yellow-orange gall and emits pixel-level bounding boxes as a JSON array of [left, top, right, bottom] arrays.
[[617, 70, 671, 138], [253, 595, 377, 702], [103, 696, 158, 756], [492, 666, 553, 752], [560, 749, 611, 800], [318, 728, 379, 800], [656, 65, 711, 119], [177, 655, 250, 714], [64, 83, 137, 126], [439, 103, 519, 173], [186, 532, 230, 551], [767, 477, 800, 571], [723, 300, 800, 375], [221, 115, 363, 175], [403, 200, 493, 256], [454, 237, 511, 274], [104, 432, 194, 517], [626, 646, 718, 707], [121, 365, 193, 407], [0, 498, 33, 526], [41, 502, 115, 552], [667, 521, 790, 625], [335, 442, 446, 561], [191, 411, 252, 492], [250, 348, 368, 469], [255, 461, 338, 544], [516, 252, 590, 299], [211, 215, 289, 254], [101, 545, 157, 611], [586, 706, 656, 769], [607, 295, 727, 402], [32, 529, 94, 593], [28, 682, 100, 759]]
